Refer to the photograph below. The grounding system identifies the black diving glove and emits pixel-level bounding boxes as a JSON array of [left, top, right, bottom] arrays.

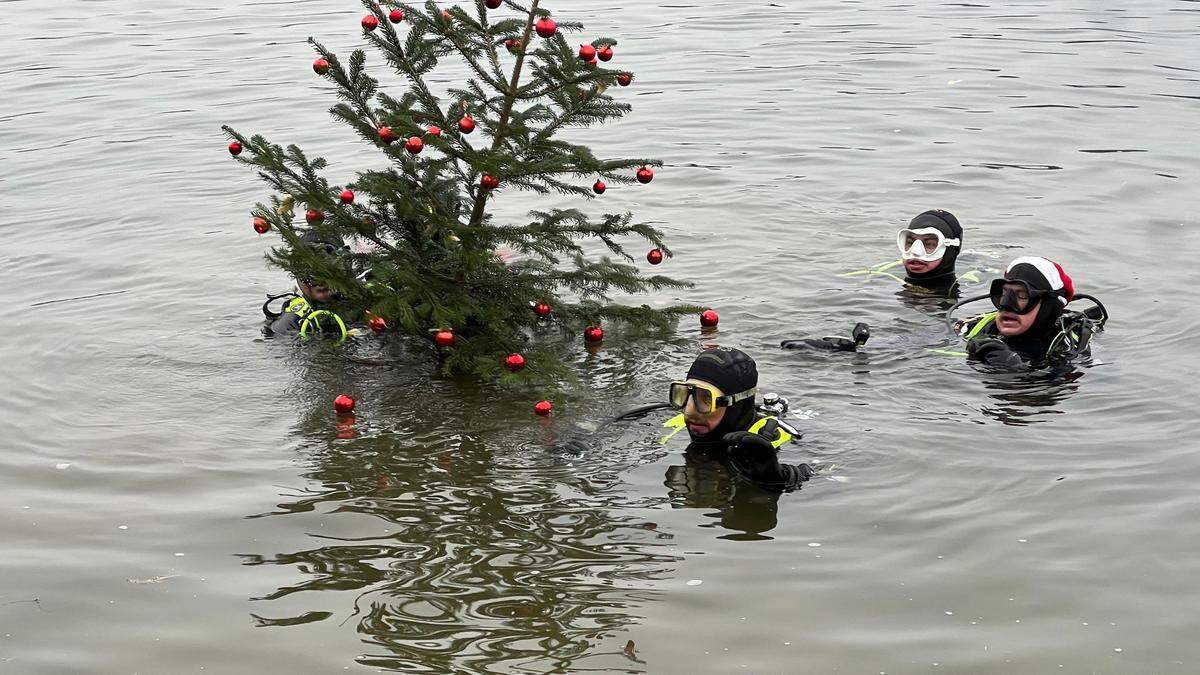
[[781, 322, 869, 352], [723, 420, 812, 492], [967, 338, 1025, 369]]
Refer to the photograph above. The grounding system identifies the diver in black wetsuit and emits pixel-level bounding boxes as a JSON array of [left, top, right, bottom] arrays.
[[956, 256, 1107, 370], [897, 209, 964, 292], [262, 231, 353, 342]]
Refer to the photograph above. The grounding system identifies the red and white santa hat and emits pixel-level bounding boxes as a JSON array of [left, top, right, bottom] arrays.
[[1004, 256, 1074, 305]]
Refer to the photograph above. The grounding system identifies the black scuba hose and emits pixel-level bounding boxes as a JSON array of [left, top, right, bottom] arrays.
[[944, 293, 991, 337], [600, 402, 672, 429]]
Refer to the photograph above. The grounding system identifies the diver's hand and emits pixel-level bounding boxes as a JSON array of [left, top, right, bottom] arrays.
[[967, 338, 1024, 368], [780, 336, 856, 352], [724, 421, 790, 490]]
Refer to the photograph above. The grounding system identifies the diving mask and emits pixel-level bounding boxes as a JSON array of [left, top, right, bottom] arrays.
[[668, 381, 757, 414], [989, 279, 1045, 315], [897, 227, 960, 262]]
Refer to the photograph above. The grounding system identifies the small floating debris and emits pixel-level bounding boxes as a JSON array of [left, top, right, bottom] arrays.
[[128, 575, 178, 584], [686, 579, 703, 586], [808, 542, 821, 548], [55, 463, 71, 470], [117, 525, 129, 530]]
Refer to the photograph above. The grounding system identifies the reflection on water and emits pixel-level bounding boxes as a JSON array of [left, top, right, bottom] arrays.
[[978, 367, 1089, 426], [664, 454, 783, 541]]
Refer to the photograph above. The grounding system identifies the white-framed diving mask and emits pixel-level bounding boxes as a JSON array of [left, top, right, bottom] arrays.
[[896, 227, 960, 262]]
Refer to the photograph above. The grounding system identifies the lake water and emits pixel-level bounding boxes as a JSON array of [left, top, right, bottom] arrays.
[[4, 0, 1200, 672]]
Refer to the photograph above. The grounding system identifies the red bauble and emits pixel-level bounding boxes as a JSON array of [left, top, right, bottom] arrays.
[[313, 58, 331, 75], [636, 166, 654, 184], [306, 209, 325, 225], [505, 353, 526, 372], [584, 326, 604, 343], [617, 72, 632, 87], [458, 115, 476, 134], [534, 400, 553, 416], [598, 46, 613, 62], [368, 316, 388, 333], [389, 8, 404, 23], [586, 56, 598, 69], [334, 394, 356, 414], [646, 248, 663, 265], [339, 189, 355, 205], [485, 0, 502, 8], [427, 125, 442, 137], [434, 329, 455, 347], [593, 180, 606, 194], [533, 301, 551, 317], [228, 141, 243, 156], [442, 9, 452, 21], [579, 44, 596, 61], [505, 38, 522, 54], [379, 126, 397, 144], [362, 14, 379, 31], [535, 16, 557, 38], [252, 217, 270, 234], [481, 173, 500, 190], [405, 136, 424, 154], [700, 310, 720, 328]]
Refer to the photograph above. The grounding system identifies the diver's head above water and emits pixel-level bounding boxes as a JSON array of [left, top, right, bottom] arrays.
[[897, 210, 962, 284], [295, 230, 348, 304], [991, 256, 1074, 338], [670, 348, 759, 443]]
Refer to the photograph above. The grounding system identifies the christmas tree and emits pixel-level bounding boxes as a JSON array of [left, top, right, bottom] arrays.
[[224, 0, 701, 383]]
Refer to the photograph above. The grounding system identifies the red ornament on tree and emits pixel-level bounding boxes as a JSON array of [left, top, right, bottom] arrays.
[[339, 189, 355, 204], [442, 9, 452, 21], [646, 248, 663, 265], [533, 301, 551, 317], [368, 316, 388, 333], [334, 394, 356, 414], [593, 180, 606, 194], [481, 173, 500, 190], [636, 166, 654, 184], [505, 353, 526, 372], [379, 126, 397, 144], [427, 125, 442, 137], [434, 329, 455, 347], [617, 72, 632, 87], [458, 115, 476, 134], [485, 0, 502, 8], [405, 136, 424, 154], [700, 310, 720, 328], [535, 16, 557, 38], [361, 14, 379, 31], [228, 141, 243, 156], [306, 209, 324, 225], [579, 44, 596, 61], [389, 8, 404, 23], [253, 217, 270, 234], [534, 400, 553, 416], [313, 58, 331, 75], [598, 46, 613, 62], [584, 326, 604, 343], [505, 38, 522, 54]]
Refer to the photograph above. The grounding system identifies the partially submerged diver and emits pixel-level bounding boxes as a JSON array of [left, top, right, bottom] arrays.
[[841, 209, 971, 294], [262, 230, 353, 343], [954, 256, 1107, 369], [781, 322, 871, 352]]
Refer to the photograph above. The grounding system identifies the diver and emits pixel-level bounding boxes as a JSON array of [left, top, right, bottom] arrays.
[[781, 322, 871, 352], [262, 230, 354, 343], [842, 209, 977, 295], [951, 256, 1108, 369]]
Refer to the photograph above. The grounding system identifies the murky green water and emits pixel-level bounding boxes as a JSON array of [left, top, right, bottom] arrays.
[[4, 0, 1199, 672]]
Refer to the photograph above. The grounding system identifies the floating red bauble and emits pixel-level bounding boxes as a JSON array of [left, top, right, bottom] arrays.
[[427, 125, 442, 137], [593, 180, 606, 194], [313, 58, 331, 75], [368, 316, 388, 333], [584, 326, 604, 343], [534, 400, 553, 416], [252, 217, 269, 234], [362, 14, 379, 31], [535, 16, 557, 38], [458, 115, 476, 134], [533, 302, 551, 317], [617, 72, 632, 87], [339, 189, 355, 205], [434, 329, 455, 347], [505, 353, 526, 372], [598, 46, 613, 62], [579, 45, 596, 61], [389, 8, 404, 23], [306, 209, 324, 225], [636, 166, 654, 184], [228, 141, 243, 156], [406, 136, 424, 154], [646, 248, 663, 265], [700, 310, 720, 328], [481, 173, 500, 190], [334, 394, 356, 414], [379, 126, 397, 144], [485, 0, 502, 8]]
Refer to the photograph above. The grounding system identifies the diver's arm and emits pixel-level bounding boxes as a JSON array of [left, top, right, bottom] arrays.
[[966, 337, 1026, 370], [781, 323, 870, 352], [264, 311, 302, 337], [722, 422, 813, 492]]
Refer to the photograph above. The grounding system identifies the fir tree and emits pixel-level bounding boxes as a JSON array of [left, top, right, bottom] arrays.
[[224, 0, 701, 382]]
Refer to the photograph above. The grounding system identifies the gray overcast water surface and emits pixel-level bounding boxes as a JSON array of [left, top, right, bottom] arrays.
[[3, 0, 1200, 672]]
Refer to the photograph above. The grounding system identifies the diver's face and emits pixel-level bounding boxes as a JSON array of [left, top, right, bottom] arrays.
[[996, 297, 1040, 336], [682, 379, 726, 436], [298, 279, 334, 304], [903, 256, 942, 275]]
